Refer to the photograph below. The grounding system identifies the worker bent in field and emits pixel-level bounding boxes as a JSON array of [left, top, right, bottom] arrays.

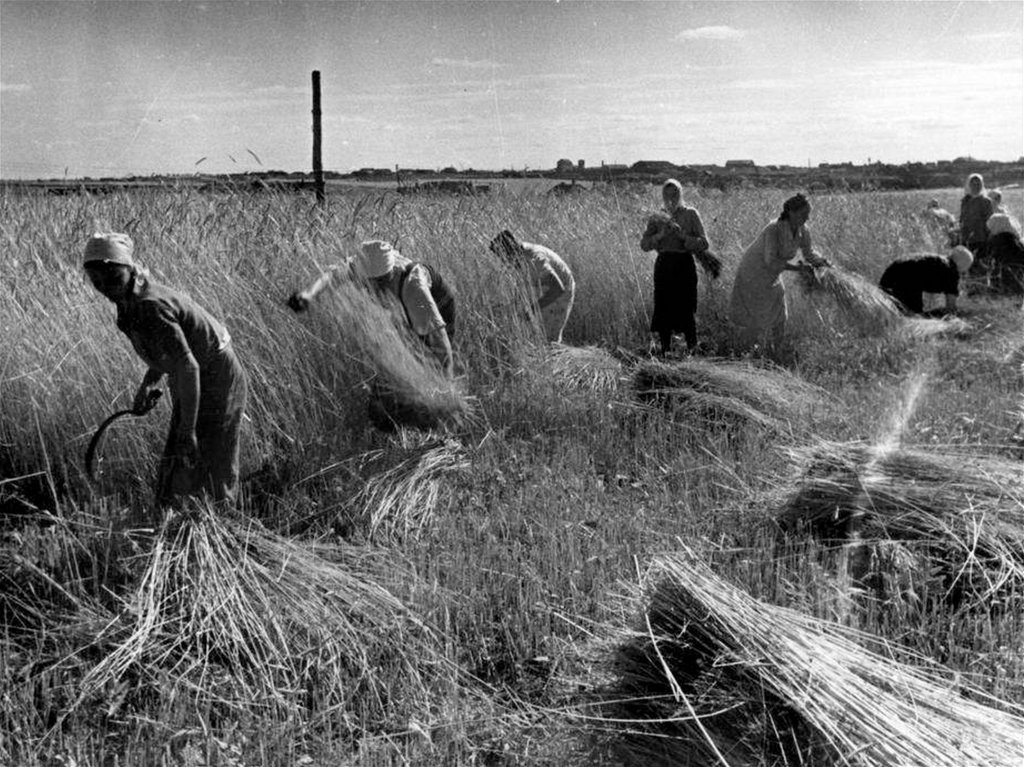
[[923, 199, 959, 248], [878, 245, 974, 315], [289, 240, 456, 378], [83, 233, 248, 506], [488, 229, 575, 344], [729, 193, 830, 354]]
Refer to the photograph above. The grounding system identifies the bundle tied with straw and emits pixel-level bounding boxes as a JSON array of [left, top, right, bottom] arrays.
[[633, 357, 827, 434], [797, 263, 902, 335], [545, 344, 625, 395], [775, 440, 1024, 604], [343, 437, 468, 542], [590, 550, 1024, 767], [73, 505, 445, 722]]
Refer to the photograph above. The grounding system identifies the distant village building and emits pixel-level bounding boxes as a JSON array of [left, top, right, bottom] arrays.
[[725, 159, 756, 169], [631, 160, 678, 174], [578, 159, 585, 171], [556, 158, 575, 173], [601, 161, 628, 171]]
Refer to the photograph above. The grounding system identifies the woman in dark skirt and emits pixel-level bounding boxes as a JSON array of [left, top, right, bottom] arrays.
[[640, 179, 711, 355]]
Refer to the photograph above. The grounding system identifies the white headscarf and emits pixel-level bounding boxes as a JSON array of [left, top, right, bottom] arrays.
[[83, 232, 135, 266], [357, 240, 399, 279], [662, 178, 683, 213], [964, 173, 985, 198]]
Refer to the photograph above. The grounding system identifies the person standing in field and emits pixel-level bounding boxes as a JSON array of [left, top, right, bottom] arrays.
[[878, 245, 974, 315], [289, 240, 456, 378], [83, 232, 248, 507], [488, 229, 575, 344], [729, 193, 830, 354], [959, 173, 993, 270], [640, 178, 713, 356]]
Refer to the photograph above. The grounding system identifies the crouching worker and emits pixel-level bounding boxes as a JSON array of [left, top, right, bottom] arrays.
[[290, 240, 456, 378], [488, 230, 575, 343], [83, 233, 247, 507], [878, 245, 974, 316]]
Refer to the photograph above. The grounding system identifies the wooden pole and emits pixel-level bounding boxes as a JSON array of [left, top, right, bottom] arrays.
[[312, 70, 325, 204]]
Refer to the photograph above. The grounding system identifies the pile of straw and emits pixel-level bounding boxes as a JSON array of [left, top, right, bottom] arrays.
[[775, 441, 1024, 604], [345, 438, 468, 541], [591, 551, 1024, 766], [546, 345, 625, 395], [798, 264, 902, 334], [633, 357, 827, 433], [73, 505, 443, 722]]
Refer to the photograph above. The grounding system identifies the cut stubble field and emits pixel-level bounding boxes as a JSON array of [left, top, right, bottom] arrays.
[[1, 183, 1022, 765]]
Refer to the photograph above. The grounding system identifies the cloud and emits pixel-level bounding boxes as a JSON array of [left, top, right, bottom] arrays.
[[430, 57, 499, 70], [1, 82, 31, 93], [675, 26, 746, 41]]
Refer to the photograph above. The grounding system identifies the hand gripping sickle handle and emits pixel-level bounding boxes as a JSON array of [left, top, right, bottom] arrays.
[[85, 389, 163, 482]]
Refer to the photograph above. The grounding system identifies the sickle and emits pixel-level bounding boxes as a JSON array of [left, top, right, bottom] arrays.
[[85, 390, 163, 482]]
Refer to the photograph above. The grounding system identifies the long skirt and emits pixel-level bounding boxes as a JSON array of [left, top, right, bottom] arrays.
[[651, 251, 697, 347], [156, 344, 248, 507], [540, 279, 576, 343]]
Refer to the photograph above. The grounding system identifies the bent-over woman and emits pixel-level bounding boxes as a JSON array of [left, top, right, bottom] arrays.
[[83, 233, 247, 506], [730, 193, 829, 353]]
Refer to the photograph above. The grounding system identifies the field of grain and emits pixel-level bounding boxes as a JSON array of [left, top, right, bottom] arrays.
[[1, 183, 1023, 766]]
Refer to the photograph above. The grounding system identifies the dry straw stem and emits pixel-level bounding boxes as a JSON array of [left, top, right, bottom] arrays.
[[776, 440, 1024, 602], [633, 357, 828, 434], [798, 264, 903, 335], [73, 505, 444, 722], [595, 550, 1024, 767]]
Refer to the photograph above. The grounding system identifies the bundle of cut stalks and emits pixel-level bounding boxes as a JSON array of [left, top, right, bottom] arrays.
[[546, 344, 625, 394], [776, 440, 1024, 603], [798, 264, 902, 335], [694, 250, 723, 280], [74, 505, 444, 721], [591, 551, 1024, 767], [633, 357, 827, 433], [344, 438, 468, 541], [900, 315, 972, 339]]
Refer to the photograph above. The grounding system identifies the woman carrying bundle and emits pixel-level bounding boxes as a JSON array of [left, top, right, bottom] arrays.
[[959, 173, 993, 271], [730, 193, 830, 354], [83, 233, 248, 507], [640, 179, 715, 356], [878, 246, 974, 315]]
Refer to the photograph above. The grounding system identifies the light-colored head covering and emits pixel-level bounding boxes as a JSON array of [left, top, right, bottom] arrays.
[[927, 198, 940, 208], [358, 240, 398, 279], [83, 232, 134, 266], [662, 179, 683, 211], [964, 173, 985, 197], [949, 245, 974, 272], [987, 212, 1021, 238], [989, 189, 1003, 207]]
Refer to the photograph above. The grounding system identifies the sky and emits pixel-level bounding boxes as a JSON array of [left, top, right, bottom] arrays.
[[1, 0, 1022, 179]]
